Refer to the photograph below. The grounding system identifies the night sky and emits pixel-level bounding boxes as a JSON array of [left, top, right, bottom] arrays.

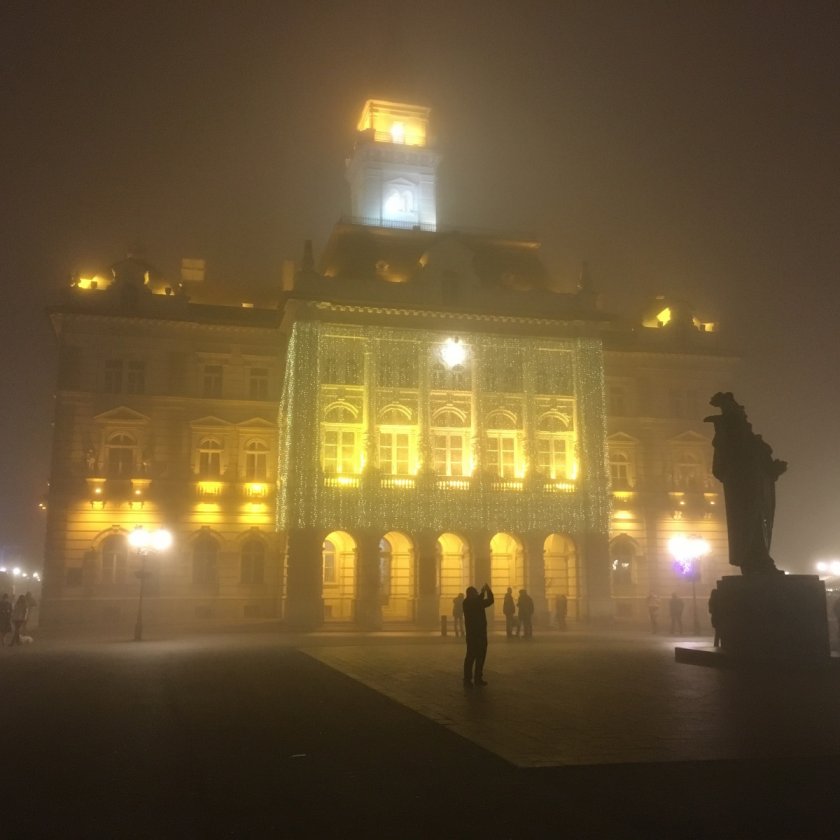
[[2, 1, 839, 572]]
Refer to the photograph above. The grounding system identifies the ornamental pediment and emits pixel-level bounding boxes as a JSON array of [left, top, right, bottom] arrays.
[[607, 432, 640, 445], [93, 406, 150, 425], [668, 430, 710, 445], [236, 417, 277, 430], [190, 416, 233, 428]]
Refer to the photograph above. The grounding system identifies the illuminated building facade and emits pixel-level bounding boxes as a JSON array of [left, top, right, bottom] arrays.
[[41, 100, 736, 631]]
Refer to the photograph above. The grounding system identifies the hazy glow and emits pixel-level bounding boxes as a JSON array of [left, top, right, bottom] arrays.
[[357, 99, 429, 146], [816, 560, 840, 576], [390, 122, 405, 143], [439, 337, 466, 368], [129, 526, 173, 552]]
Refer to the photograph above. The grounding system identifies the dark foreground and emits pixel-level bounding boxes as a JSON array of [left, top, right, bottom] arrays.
[[3, 631, 837, 839]]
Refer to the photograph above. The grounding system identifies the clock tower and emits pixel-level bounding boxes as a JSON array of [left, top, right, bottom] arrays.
[[346, 99, 441, 230]]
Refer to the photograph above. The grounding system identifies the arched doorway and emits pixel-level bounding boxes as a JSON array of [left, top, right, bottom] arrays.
[[544, 533, 578, 621], [436, 532, 469, 618], [322, 531, 356, 621], [490, 532, 525, 625], [380, 531, 415, 622]]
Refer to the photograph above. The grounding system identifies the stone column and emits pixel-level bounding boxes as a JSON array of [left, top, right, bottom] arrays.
[[524, 531, 548, 627], [415, 529, 440, 628], [354, 529, 383, 631], [580, 530, 613, 621], [284, 527, 324, 630]]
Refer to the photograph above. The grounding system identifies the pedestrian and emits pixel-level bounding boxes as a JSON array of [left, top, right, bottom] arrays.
[[462, 583, 494, 687], [452, 593, 465, 638], [0, 593, 11, 645], [669, 592, 684, 635], [708, 588, 721, 647], [647, 593, 660, 633], [556, 594, 568, 630], [10, 595, 28, 646], [503, 587, 516, 638], [517, 588, 534, 639]]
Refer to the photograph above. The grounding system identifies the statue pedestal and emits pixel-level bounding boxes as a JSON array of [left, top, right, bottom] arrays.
[[716, 574, 830, 662]]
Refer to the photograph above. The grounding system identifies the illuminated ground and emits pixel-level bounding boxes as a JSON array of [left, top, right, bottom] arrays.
[[4, 628, 839, 837]]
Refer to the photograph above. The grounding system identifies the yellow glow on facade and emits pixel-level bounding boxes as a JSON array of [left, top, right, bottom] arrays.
[[357, 99, 429, 147], [197, 481, 224, 496], [245, 483, 268, 498], [655, 307, 672, 327], [613, 510, 634, 521], [73, 274, 112, 291]]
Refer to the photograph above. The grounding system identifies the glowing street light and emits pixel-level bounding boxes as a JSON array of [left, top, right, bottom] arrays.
[[439, 337, 467, 369], [128, 526, 173, 642], [669, 535, 710, 635]]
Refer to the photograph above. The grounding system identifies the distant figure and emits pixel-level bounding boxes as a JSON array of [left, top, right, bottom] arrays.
[[669, 593, 684, 635], [23, 591, 36, 634], [517, 589, 535, 639], [556, 594, 568, 630], [503, 587, 516, 638], [0, 593, 11, 645], [463, 584, 494, 687], [704, 392, 787, 575], [708, 588, 721, 647], [647, 593, 660, 634], [10, 595, 28, 646], [452, 593, 465, 639]]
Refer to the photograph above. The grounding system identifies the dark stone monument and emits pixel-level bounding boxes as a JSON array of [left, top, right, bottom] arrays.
[[677, 393, 831, 667]]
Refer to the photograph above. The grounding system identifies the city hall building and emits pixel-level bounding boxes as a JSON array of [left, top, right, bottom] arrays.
[[41, 100, 737, 631]]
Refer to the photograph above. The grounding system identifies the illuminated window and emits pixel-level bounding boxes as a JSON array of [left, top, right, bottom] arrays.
[[198, 439, 223, 477], [486, 434, 516, 478], [322, 540, 337, 585], [244, 441, 269, 480], [433, 433, 466, 476], [609, 451, 632, 490], [193, 534, 218, 586], [203, 364, 223, 398], [430, 361, 470, 391], [106, 433, 136, 478], [100, 533, 128, 585], [379, 431, 411, 475], [104, 360, 123, 393], [323, 429, 357, 474], [379, 538, 392, 598], [241, 538, 265, 585], [674, 452, 703, 492], [126, 361, 146, 395], [249, 368, 269, 400], [610, 535, 636, 589], [537, 436, 567, 479]]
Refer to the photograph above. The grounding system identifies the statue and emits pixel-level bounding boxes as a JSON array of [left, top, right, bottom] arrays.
[[704, 393, 787, 574]]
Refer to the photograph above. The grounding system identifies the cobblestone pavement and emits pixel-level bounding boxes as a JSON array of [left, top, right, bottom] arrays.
[[304, 628, 840, 768]]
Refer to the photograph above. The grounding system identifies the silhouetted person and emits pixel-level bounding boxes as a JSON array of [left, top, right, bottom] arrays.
[[556, 594, 568, 630], [503, 587, 516, 638], [0, 593, 11, 645], [463, 584, 494, 686], [10, 595, 28, 646], [452, 593, 465, 639], [708, 588, 721, 647], [517, 589, 535, 639], [669, 592, 684, 635], [647, 593, 660, 634]]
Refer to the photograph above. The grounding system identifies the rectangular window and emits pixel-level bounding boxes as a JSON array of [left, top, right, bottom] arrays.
[[433, 433, 465, 476], [323, 429, 357, 473], [249, 368, 269, 400], [126, 361, 146, 394], [203, 364, 223, 398], [486, 434, 516, 478], [379, 432, 411, 475], [537, 437, 567, 480], [104, 360, 123, 393], [199, 449, 222, 477]]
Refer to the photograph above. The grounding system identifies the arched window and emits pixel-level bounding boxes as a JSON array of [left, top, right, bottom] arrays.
[[100, 533, 128, 584], [241, 537, 265, 585], [193, 534, 218, 586], [322, 539, 337, 585], [610, 535, 637, 589], [432, 408, 469, 476], [379, 538, 392, 598], [244, 441, 269, 480], [198, 439, 223, 477], [106, 433, 136, 478], [485, 411, 518, 478], [675, 452, 703, 492]]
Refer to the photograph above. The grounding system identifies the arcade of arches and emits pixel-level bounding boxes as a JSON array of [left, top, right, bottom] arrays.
[[303, 528, 579, 628]]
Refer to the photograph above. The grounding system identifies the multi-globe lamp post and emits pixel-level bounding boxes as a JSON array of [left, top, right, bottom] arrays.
[[669, 535, 710, 636], [129, 526, 173, 642]]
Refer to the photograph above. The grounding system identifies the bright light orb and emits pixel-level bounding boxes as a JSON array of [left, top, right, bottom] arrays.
[[439, 337, 467, 369], [129, 526, 173, 553], [390, 121, 405, 144]]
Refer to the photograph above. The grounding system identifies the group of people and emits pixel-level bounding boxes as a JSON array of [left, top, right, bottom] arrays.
[[451, 587, 537, 641], [0, 592, 35, 646], [645, 592, 686, 635]]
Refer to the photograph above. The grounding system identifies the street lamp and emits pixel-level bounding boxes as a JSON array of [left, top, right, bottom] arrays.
[[669, 535, 710, 636], [128, 526, 173, 642]]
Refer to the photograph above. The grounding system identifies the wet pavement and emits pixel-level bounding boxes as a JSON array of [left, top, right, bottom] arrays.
[[3, 627, 839, 838]]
